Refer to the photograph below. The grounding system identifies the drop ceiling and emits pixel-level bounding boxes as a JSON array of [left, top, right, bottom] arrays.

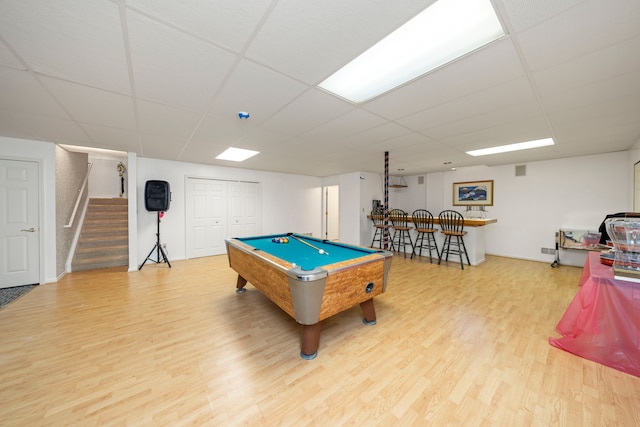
[[0, 0, 639, 177]]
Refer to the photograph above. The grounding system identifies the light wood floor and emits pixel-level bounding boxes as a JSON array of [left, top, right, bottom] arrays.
[[1, 253, 639, 426]]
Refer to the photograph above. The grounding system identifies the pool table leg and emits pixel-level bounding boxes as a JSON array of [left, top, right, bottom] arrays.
[[360, 298, 377, 325], [235, 275, 247, 293], [300, 323, 321, 360]]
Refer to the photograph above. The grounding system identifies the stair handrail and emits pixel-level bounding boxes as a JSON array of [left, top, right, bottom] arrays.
[[65, 162, 93, 228]]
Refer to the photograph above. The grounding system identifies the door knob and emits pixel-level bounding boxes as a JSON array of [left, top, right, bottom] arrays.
[[20, 228, 36, 232]]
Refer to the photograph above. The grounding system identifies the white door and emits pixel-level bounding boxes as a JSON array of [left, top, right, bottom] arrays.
[[324, 185, 339, 240], [0, 159, 40, 288], [229, 182, 261, 238], [185, 178, 227, 258]]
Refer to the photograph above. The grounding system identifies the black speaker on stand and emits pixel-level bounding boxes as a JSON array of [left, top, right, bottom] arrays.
[[139, 180, 172, 270]]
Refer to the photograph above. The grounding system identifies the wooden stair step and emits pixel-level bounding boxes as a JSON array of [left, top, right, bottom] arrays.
[[85, 212, 126, 217], [73, 250, 128, 260], [71, 257, 129, 271], [74, 245, 128, 259], [72, 198, 130, 272], [76, 237, 128, 249], [82, 221, 128, 229], [83, 217, 128, 223], [89, 198, 128, 205], [80, 227, 128, 234], [78, 230, 129, 245]]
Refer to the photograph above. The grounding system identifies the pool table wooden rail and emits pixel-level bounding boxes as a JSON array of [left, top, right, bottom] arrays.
[[225, 237, 393, 359], [226, 238, 389, 324]]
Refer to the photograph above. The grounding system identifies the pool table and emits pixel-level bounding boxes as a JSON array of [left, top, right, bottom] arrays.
[[225, 233, 393, 359]]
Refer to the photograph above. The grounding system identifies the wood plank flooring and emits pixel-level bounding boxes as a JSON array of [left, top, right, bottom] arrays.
[[1, 253, 638, 426]]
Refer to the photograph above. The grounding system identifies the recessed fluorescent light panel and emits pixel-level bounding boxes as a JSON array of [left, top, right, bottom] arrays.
[[216, 147, 259, 162], [318, 0, 505, 103], [466, 138, 555, 157]]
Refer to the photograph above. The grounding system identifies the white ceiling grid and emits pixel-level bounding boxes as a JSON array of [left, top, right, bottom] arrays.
[[0, 0, 638, 176]]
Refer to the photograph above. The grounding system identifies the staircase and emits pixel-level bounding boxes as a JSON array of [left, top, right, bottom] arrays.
[[72, 198, 129, 271]]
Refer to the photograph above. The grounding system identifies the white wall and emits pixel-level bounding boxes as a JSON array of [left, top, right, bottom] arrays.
[[409, 151, 630, 266], [88, 154, 128, 199], [0, 136, 57, 283], [628, 144, 640, 205], [135, 157, 322, 264], [127, 152, 138, 272], [4, 135, 640, 279], [354, 172, 401, 247], [321, 172, 364, 246], [55, 146, 87, 276]]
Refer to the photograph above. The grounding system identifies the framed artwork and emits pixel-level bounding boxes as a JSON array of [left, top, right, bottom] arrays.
[[453, 180, 494, 206]]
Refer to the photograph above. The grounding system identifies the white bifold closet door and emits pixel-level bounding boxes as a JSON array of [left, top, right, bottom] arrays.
[[186, 178, 260, 258], [228, 181, 260, 239]]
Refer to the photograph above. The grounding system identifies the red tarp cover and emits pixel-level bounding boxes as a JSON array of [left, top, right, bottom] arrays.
[[549, 252, 640, 377]]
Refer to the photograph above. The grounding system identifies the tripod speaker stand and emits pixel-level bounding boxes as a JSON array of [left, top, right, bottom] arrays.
[[138, 211, 171, 270]]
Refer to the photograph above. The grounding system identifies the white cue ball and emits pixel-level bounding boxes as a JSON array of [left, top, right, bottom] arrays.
[[318, 249, 325, 255]]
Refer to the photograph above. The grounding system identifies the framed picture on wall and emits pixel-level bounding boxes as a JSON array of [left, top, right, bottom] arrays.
[[453, 180, 494, 206]]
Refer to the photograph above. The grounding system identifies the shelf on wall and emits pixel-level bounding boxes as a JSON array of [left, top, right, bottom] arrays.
[[389, 176, 407, 188]]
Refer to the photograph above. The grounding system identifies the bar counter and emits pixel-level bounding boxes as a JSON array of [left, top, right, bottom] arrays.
[[369, 215, 496, 228], [368, 214, 497, 265]]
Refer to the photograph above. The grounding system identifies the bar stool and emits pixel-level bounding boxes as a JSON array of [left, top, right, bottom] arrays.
[[438, 210, 470, 269], [370, 210, 391, 249], [411, 209, 440, 263], [389, 209, 413, 258]]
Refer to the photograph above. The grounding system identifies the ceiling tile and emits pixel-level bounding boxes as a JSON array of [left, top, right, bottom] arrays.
[[555, 125, 640, 152], [1, 113, 93, 145], [0, 111, 40, 141], [125, 0, 273, 52], [499, 0, 585, 33], [210, 59, 308, 121], [0, 0, 638, 176], [532, 35, 640, 97], [397, 77, 540, 132], [364, 38, 527, 120], [136, 100, 202, 158], [0, 0, 130, 93], [188, 111, 250, 147], [439, 116, 551, 150], [127, 11, 237, 112], [472, 144, 563, 166], [550, 100, 640, 134], [516, 0, 640, 71], [0, 38, 25, 69], [78, 123, 141, 153], [542, 73, 640, 114], [139, 132, 185, 159], [174, 139, 230, 165], [42, 77, 137, 130], [261, 88, 354, 135], [341, 122, 414, 150], [245, 0, 431, 84], [301, 109, 387, 143], [0, 67, 69, 119], [421, 103, 545, 142]]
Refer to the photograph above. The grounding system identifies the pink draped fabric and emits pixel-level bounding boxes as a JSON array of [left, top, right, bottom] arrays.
[[549, 252, 640, 377]]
